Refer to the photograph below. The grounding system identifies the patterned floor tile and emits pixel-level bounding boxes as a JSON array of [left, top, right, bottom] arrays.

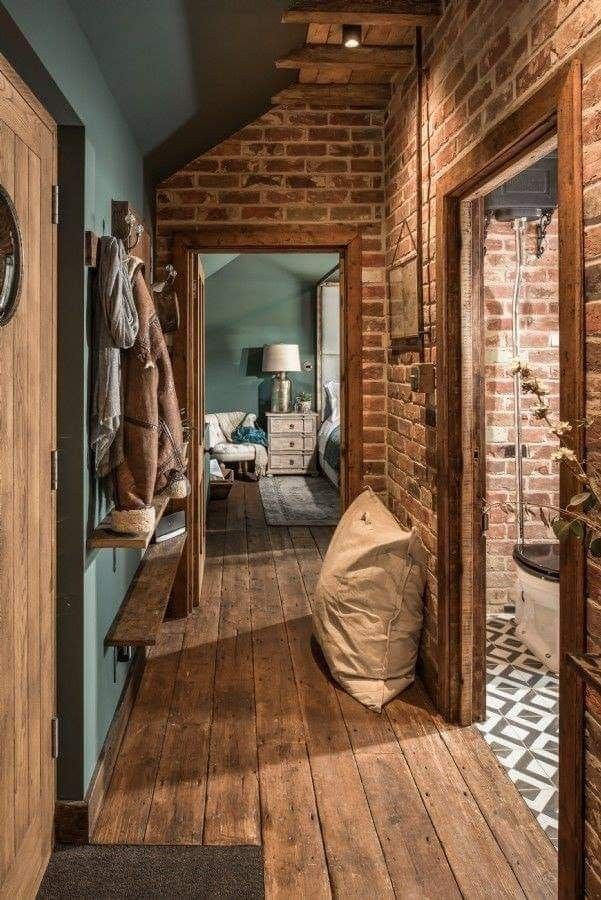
[[477, 615, 559, 848]]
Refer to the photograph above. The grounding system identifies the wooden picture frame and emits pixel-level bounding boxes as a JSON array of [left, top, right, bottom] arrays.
[[387, 255, 422, 348]]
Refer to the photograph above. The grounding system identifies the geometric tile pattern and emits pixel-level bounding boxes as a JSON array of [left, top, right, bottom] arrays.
[[476, 615, 559, 848]]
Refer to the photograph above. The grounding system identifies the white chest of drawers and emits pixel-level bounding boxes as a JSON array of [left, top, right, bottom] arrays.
[[266, 412, 318, 476]]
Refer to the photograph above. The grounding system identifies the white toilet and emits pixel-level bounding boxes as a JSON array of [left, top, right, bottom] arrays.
[[512, 543, 560, 673]]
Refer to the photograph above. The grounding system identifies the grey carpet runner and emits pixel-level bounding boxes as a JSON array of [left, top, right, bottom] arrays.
[[37, 844, 264, 899], [259, 475, 340, 526]]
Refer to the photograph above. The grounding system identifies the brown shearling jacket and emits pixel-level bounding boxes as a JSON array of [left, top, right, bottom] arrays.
[[111, 257, 188, 534]]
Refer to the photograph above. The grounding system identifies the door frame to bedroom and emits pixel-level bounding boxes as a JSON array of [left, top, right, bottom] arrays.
[[171, 223, 364, 599], [435, 60, 586, 897]]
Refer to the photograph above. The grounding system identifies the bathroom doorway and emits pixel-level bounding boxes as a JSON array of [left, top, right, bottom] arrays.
[[435, 61, 586, 896], [474, 152, 561, 847]]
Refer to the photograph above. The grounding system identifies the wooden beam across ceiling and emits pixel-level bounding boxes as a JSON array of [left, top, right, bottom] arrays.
[[282, 0, 442, 27], [276, 44, 413, 72], [272, 83, 391, 107]]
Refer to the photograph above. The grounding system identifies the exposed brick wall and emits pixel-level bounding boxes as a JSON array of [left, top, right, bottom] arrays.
[[384, 1, 601, 885], [156, 105, 387, 495], [484, 216, 560, 612]]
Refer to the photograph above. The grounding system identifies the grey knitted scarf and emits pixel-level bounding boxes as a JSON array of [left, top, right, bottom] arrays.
[[91, 236, 139, 476]]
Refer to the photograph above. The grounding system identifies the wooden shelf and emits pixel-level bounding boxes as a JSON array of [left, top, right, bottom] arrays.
[[87, 497, 170, 551], [568, 652, 601, 695], [105, 532, 187, 647]]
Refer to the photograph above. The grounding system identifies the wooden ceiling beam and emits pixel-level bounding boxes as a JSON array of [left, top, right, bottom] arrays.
[[272, 83, 391, 107], [282, 1, 442, 27], [276, 44, 413, 72]]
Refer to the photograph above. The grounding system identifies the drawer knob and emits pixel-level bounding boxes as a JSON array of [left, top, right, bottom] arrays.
[[289, 441, 294, 447], [289, 459, 294, 465], [289, 423, 294, 429]]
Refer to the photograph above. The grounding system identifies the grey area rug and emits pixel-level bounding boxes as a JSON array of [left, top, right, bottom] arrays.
[[259, 475, 340, 526], [37, 844, 264, 899]]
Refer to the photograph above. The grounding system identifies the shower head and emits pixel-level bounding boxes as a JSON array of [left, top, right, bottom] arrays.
[[485, 152, 557, 223]]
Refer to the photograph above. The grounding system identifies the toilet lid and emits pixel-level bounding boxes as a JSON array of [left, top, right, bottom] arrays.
[[513, 542, 560, 582]]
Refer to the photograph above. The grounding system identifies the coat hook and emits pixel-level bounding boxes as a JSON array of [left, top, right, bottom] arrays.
[[124, 210, 143, 253]]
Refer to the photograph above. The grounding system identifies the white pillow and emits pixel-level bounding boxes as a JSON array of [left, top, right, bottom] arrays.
[[313, 488, 426, 712], [324, 381, 340, 421]]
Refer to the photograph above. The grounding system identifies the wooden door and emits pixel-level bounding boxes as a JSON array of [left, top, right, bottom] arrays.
[[190, 254, 206, 606], [0, 55, 57, 897]]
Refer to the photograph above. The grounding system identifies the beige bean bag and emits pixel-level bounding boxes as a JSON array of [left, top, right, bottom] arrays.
[[313, 488, 426, 712]]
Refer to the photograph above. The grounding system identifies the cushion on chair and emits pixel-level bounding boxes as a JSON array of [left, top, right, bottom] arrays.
[[211, 442, 256, 462], [313, 487, 426, 712]]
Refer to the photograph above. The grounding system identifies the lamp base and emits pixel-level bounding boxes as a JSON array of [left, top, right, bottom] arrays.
[[271, 372, 291, 412]]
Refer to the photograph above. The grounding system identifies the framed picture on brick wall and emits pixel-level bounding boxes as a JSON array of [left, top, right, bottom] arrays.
[[388, 255, 421, 346]]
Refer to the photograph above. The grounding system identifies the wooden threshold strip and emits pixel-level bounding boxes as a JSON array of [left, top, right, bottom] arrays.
[[105, 533, 186, 647]]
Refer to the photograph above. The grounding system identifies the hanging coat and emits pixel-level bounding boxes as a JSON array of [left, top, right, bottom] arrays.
[[111, 257, 189, 534]]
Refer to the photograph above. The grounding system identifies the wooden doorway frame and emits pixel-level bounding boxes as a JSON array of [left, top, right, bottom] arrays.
[[436, 62, 585, 896], [171, 224, 364, 613]]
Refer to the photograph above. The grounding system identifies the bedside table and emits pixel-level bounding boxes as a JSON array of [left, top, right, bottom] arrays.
[[266, 412, 318, 475]]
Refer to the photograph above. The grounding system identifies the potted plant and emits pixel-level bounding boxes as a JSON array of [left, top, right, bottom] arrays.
[[295, 391, 312, 413], [485, 357, 601, 556]]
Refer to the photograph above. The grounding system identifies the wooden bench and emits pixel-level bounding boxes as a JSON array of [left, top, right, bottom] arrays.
[[105, 532, 187, 647]]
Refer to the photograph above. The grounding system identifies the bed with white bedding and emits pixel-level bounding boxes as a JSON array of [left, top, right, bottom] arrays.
[[318, 380, 340, 487]]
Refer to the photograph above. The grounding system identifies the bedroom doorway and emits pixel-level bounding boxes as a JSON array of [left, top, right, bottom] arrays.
[[200, 251, 342, 529], [171, 225, 365, 611]]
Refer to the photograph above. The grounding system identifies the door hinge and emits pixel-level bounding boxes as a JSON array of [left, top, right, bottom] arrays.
[[51, 717, 59, 759], [481, 509, 490, 534], [51, 185, 59, 224], [51, 449, 59, 491]]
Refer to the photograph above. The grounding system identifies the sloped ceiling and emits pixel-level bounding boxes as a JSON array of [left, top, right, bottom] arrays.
[[202, 252, 339, 283], [68, 0, 305, 189]]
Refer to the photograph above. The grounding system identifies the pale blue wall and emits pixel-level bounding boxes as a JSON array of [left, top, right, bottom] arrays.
[[203, 253, 338, 425], [1, 0, 145, 798]]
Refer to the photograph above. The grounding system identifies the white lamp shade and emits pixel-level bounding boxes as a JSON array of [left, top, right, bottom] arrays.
[[262, 343, 301, 373]]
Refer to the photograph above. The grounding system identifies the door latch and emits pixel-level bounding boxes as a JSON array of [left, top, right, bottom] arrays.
[[51, 450, 59, 491], [51, 717, 59, 759]]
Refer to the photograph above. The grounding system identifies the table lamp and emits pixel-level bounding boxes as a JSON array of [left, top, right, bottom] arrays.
[[262, 343, 301, 413]]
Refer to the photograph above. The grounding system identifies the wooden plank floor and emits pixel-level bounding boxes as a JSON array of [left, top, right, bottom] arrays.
[[93, 481, 557, 899]]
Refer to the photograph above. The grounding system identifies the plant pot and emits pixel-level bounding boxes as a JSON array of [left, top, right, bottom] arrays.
[[298, 400, 312, 413]]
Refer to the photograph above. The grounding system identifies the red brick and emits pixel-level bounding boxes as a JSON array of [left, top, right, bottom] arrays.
[[264, 126, 305, 141], [195, 174, 240, 188], [264, 159, 306, 173], [182, 158, 219, 173], [286, 206, 329, 221], [286, 174, 326, 189], [220, 190, 260, 204], [242, 173, 283, 187], [307, 127, 350, 141], [240, 206, 283, 221], [243, 142, 285, 156], [329, 112, 371, 126], [307, 159, 349, 173], [286, 142, 327, 156]]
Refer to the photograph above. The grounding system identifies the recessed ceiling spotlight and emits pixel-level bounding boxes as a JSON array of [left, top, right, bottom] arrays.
[[342, 24, 362, 48]]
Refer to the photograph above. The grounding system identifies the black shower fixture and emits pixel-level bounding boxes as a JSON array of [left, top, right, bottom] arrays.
[[485, 151, 558, 257]]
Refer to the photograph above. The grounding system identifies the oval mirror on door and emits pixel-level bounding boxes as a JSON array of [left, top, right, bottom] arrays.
[[0, 184, 24, 326]]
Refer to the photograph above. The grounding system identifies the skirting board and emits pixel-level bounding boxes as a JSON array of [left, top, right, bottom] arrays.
[[54, 648, 146, 844]]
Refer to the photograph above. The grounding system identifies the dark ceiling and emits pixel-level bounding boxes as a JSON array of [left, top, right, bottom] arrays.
[[68, 0, 306, 189]]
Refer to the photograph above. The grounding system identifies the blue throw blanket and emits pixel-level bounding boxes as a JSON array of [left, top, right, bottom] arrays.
[[231, 424, 267, 447], [324, 425, 340, 472]]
